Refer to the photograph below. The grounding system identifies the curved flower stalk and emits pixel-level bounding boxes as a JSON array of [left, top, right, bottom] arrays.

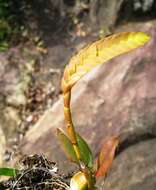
[[57, 32, 150, 190]]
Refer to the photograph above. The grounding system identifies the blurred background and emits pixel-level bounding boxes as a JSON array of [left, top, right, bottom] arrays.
[[0, 0, 156, 189]]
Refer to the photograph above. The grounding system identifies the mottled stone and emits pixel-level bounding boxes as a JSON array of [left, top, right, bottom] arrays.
[[98, 139, 156, 190], [0, 47, 36, 139], [0, 127, 6, 166], [0, 53, 33, 107]]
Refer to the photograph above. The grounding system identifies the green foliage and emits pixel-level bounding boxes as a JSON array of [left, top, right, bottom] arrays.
[[57, 128, 79, 163], [76, 133, 93, 169], [0, 0, 11, 18], [0, 167, 18, 177], [57, 128, 93, 169], [0, 0, 18, 51], [0, 19, 11, 50]]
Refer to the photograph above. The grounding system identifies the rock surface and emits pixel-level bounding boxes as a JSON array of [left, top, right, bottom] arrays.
[[0, 47, 35, 140], [98, 139, 156, 190], [21, 22, 156, 180], [0, 127, 6, 166], [89, 0, 156, 29]]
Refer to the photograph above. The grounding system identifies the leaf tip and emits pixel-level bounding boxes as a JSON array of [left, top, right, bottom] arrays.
[[134, 32, 151, 44]]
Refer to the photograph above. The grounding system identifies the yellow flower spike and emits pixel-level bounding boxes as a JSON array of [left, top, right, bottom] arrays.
[[70, 171, 88, 190], [62, 32, 150, 93]]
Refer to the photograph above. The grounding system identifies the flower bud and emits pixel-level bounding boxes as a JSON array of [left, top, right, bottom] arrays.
[[70, 171, 88, 190]]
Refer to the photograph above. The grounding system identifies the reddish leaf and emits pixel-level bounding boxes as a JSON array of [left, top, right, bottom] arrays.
[[95, 136, 119, 178]]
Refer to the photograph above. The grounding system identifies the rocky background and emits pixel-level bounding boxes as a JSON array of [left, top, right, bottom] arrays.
[[0, 0, 156, 189]]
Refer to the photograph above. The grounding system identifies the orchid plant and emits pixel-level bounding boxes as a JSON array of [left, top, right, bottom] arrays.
[[57, 32, 150, 190], [0, 32, 150, 190]]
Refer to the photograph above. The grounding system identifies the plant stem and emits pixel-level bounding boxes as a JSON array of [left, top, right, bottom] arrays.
[[63, 90, 96, 189], [63, 90, 81, 161]]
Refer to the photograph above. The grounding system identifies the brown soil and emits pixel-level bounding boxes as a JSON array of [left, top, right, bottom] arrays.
[[0, 154, 70, 190]]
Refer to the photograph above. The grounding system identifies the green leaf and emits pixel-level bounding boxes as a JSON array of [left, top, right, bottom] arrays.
[[0, 167, 18, 177], [76, 133, 93, 169], [57, 128, 78, 163]]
